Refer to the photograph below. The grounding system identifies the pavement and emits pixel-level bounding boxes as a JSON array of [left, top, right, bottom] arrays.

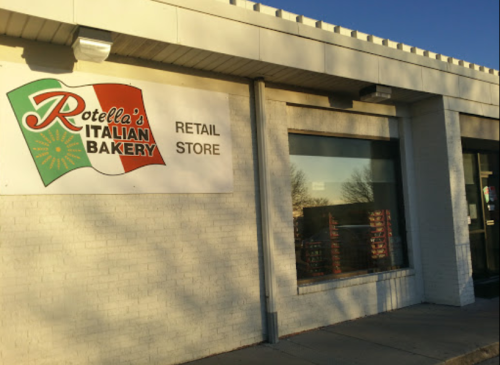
[[476, 357, 499, 365], [183, 296, 499, 365]]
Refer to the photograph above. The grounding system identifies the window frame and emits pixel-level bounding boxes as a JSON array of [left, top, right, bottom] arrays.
[[288, 129, 409, 286]]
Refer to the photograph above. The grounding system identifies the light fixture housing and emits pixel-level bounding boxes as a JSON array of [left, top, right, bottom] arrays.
[[72, 27, 113, 63], [360, 85, 392, 103]]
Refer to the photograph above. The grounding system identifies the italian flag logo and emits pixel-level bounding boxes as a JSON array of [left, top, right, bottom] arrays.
[[7, 79, 165, 186]]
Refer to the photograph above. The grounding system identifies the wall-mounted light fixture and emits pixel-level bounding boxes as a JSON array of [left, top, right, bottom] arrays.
[[360, 85, 392, 103], [72, 27, 113, 63]]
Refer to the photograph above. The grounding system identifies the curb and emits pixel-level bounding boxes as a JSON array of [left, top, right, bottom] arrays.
[[442, 343, 500, 365]]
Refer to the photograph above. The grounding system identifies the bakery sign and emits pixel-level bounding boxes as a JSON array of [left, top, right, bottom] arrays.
[[0, 65, 232, 194]]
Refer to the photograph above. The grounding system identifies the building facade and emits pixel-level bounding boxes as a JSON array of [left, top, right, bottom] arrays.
[[0, 0, 498, 364]]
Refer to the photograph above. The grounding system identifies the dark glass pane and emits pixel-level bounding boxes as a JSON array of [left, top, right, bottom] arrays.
[[463, 153, 483, 231], [483, 171, 499, 274], [289, 134, 407, 283], [464, 150, 499, 278], [486, 225, 499, 273], [480, 153, 499, 173], [470, 233, 488, 278], [289, 134, 397, 159]]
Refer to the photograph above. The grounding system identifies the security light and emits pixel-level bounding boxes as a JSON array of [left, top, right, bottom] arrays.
[[72, 27, 113, 63], [360, 85, 392, 103]]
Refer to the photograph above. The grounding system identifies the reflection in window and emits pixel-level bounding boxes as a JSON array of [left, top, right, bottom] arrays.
[[289, 134, 408, 283], [463, 153, 483, 231]]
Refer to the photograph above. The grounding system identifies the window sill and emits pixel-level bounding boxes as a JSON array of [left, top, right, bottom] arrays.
[[297, 268, 415, 295]]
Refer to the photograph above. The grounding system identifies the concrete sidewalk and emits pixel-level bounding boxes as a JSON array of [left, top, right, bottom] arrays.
[[184, 297, 499, 365]]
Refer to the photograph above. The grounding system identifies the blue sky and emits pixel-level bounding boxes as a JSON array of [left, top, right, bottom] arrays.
[[259, 0, 500, 70]]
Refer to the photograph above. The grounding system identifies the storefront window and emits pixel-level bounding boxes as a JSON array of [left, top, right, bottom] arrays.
[[289, 133, 408, 284]]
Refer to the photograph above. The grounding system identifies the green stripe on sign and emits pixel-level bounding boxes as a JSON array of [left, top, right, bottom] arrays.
[[7, 79, 91, 187]]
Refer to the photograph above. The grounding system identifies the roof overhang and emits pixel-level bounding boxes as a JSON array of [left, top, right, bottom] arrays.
[[0, 0, 498, 108]]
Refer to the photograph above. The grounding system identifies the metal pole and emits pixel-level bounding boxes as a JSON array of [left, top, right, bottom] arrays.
[[253, 78, 279, 344]]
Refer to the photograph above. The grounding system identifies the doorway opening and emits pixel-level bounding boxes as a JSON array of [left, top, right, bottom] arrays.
[[462, 138, 499, 298]]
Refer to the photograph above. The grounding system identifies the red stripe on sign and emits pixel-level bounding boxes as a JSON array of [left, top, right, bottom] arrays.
[[93, 84, 165, 173]]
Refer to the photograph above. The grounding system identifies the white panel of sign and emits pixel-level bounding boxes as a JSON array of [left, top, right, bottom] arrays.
[[0, 62, 233, 194]]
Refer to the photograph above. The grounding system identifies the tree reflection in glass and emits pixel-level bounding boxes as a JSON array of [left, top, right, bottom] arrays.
[[341, 166, 374, 204], [289, 133, 408, 283]]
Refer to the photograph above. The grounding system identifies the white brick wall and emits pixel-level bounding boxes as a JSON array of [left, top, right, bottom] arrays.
[[0, 90, 266, 365], [0, 49, 478, 365]]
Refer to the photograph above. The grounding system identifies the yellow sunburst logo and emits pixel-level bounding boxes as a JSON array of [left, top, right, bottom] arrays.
[[32, 130, 83, 170]]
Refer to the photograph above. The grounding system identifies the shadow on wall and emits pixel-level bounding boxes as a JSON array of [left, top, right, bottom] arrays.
[[0, 90, 268, 365], [263, 99, 354, 333], [0, 35, 78, 73]]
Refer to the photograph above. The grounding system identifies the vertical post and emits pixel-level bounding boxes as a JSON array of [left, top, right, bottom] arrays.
[[399, 117, 425, 302], [410, 97, 475, 306], [254, 78, 279, 344]]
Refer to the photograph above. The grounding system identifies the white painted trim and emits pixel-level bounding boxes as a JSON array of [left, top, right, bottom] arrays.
[[298, 269, 415, 295]]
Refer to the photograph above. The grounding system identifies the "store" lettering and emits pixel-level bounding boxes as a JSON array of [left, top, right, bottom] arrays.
[[176, 142, 220, 155]]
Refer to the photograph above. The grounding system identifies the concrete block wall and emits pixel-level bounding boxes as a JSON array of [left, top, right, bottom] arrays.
[[0, 44, 266, 364]]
